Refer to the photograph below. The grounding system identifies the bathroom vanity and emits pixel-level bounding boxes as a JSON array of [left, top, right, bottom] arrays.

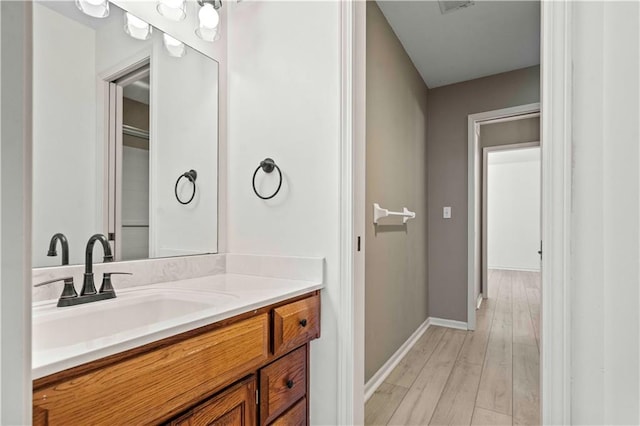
[[30, 1, 326, 424], [32, 278, 321, 426]]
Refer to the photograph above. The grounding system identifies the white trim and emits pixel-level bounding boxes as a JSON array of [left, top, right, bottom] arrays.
[[540, 1, 572, 424], [364, 318, 430, 402], [481, 111, 540, 126], [476, 293, 483, 309], [489, 266, 541, 273], [364, 316, 469, 401], [429, 317, 469, 331], [467, 103, 540, 331], [0, 1, 33, 422], [352, 1, 367, 425], [337, 1, 364, 424]]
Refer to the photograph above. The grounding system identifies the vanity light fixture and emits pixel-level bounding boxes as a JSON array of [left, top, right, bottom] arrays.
[[163, 33, 187, 57], [157, 0, 186, 22], [124, 12, 153, 41], [195, 0, 222, 42], [75, 0, 109, 18]]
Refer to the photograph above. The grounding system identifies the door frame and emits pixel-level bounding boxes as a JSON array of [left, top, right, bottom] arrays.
[[337, 1, 366, 424], [343, 1, 572, 425], [481, 141, 541, 301], [539, 1, 572, 423], [467, 103, 540, 332], [2, 0, 573, 424], [107, 64, 151, 261]]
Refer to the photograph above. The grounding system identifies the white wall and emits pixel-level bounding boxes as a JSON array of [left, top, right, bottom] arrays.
[[1, 1, 32, 422], [94, 7, 219, 258], [570, 1, 640, 423], [32, 3, 220, 264], [226, 2, 340, 423], [94, 7, 152, 73], [0, 4, 3, 416], [32, 3, 98, 267], [111, 0, 230, 255], [152, 43, 218, 257], [487, 147, 540, 271]]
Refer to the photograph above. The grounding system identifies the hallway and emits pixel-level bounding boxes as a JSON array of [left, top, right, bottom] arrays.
[[365, 270, 540, 425]]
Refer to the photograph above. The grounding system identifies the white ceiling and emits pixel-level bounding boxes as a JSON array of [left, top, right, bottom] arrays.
[[376, 0, 540, 88]]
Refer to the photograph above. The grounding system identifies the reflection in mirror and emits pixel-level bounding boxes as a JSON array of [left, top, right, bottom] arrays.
[[120, 68, 151, 261], [33, 0, 219, 268]]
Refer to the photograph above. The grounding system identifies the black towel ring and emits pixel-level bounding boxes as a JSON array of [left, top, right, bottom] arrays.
[[175, 169, 197, 205], [252, 158, 282, 200]]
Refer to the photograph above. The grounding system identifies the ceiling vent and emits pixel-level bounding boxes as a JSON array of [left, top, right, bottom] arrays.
[[438, 0, 475, 14]]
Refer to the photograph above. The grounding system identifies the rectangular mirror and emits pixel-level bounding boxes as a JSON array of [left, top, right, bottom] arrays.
[[32, 0, 219, 268]]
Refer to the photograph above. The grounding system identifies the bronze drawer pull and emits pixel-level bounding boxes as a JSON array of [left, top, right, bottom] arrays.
[[299, 319, 307, 327], [286, 379, 294, 389]]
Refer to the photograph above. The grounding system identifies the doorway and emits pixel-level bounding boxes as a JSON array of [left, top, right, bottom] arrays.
[[106, 64, 151, 261], [467, 103, 540, 331], [482, 143, 540, 304]]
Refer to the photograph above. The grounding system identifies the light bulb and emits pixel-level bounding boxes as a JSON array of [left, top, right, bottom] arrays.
[[157, 0, 186, 22], [163, 34, 186, 58], [124, 13, 153, 41], [195, 3, 220, 42], [199, 3, 220, 29], [75, 0, 109, 18]]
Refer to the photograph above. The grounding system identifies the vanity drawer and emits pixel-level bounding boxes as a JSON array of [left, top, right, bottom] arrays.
[[33, 314, 269, 426], [272, 295, 320, 355], [259, 346, 307, 425], [270, 397, 307, 426]]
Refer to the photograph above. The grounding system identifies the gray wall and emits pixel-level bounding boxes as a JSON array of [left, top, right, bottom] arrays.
[[365, 2, 429, 381], [481, 116, 540, 148], [426, 66, 540, 322]]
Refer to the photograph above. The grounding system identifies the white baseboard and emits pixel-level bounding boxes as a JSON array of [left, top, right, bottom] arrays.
[[364, 317, 430, 402], [364, 316, 469, 401], [428, 317, 469, 330], [476, 293, 483, 309], [488, 266, 541, 272]]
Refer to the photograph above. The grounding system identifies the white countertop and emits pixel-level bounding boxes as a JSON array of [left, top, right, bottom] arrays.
[[32, 273, 324, 380]]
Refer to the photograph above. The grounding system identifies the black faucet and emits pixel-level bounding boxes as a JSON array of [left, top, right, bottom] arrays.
[[46, 233, 78, 300], [34, 234, 131, 307], [81, 233, 114, 296], [47, 233, 70, 265]]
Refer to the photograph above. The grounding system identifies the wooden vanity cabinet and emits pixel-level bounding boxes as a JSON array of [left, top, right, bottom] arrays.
[[259, 346, 307, 425], [270, 398, 307, 426], [169, 376, 257, 426], [32, 291, 320, 426]]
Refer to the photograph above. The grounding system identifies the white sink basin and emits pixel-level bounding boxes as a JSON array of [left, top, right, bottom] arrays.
[[32, 273, 323, 380], [33, 289, 236, 353]]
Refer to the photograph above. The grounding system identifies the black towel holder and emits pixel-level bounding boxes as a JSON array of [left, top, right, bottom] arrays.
[[175, 169, 197, 205], [252, 158, 282, 200]]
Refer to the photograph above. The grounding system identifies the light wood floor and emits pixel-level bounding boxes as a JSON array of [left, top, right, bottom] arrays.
[[365, 270, 540, 426]]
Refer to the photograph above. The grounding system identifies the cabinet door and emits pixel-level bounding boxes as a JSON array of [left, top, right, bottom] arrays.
[[171, 377, 257, 426], [270, 398, 306, 426]]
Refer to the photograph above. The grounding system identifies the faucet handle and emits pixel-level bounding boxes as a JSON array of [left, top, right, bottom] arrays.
[[99, 272, 132, 295], [34, 277, 79, 305], [34, 277, 74, 287]]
